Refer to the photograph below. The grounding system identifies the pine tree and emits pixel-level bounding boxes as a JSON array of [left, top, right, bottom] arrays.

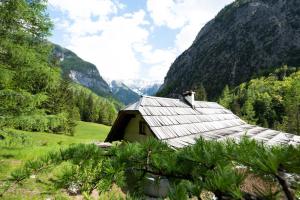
[[194, 83, 207, 101], [218, 85, 231, 108], [0, 0, 77, 134], [284, 78, 300, 134], [0, 0, 53, 117], [6, 138, 300, 199], [241, 99, 256, 124]]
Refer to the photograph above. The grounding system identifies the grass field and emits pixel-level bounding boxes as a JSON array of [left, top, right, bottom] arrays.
[[0, 121, 111, 199]]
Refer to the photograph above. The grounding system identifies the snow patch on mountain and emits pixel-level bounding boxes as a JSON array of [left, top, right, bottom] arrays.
[[121, 79, 162, 95], [106, 78, 162, 96]]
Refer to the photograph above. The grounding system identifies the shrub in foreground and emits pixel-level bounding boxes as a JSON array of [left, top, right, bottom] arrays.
[[1, 138, 300, 199]]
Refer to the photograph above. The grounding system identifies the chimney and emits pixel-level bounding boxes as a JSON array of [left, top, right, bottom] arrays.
[[183, 90, 195, 108]]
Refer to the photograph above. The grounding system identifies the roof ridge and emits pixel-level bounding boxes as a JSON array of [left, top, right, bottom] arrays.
[[142, 95, 219, 105], [136, 96, 143, 108], [122, 96, 143, 110], [142, 95, 182, 101], [122, 102, 135, 110], [194, 100, 219, 104]]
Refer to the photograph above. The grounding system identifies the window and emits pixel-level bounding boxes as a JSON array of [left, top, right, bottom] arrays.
[[139, 121, 146, 135]]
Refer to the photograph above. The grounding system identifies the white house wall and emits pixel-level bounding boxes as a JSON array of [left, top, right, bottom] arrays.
[[123, 114, 154, 142]]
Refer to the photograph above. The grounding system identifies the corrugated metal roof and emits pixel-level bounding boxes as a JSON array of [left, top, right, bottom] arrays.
[[121, 96, 300, 148]]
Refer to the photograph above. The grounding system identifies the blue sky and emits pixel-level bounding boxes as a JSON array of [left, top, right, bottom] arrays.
[[47, 0, 233, 82]]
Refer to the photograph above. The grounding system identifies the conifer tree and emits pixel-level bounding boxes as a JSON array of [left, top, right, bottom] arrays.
[[0, 0, 53, 117], [218, 85, 231, 109], [5, 138, 300, 199], [194, 83, 207, 101], [0, 0, 77, 134], [241, 99, 256, 124], [284, 79, 300, 134]]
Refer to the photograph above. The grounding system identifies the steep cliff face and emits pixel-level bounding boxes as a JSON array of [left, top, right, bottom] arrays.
[[53, 44, 111, 96], [158, 0, 300, 99]]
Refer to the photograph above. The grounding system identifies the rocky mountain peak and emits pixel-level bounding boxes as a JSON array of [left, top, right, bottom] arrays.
[[52, 44, 111, 96]]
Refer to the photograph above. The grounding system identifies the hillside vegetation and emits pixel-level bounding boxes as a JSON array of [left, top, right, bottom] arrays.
[[219, 66, 300, 135], [70, 83, 121, 125], [0, 121, 110, 199], [0, 0, 118, 135], [3, 138, 300, 199]]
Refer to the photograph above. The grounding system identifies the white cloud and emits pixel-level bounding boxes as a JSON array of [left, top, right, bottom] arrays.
[[48, 0, 121, 20], [147, 0, 233, 52], [147, 0, 186, 29], [49, 0, 179, 80], [48, 0, 123, 36], [66, 10, 150, 80], [144, 0, 234, 79], [175, 22, 201, 52], [134, 43, 177, 80], [49, 0, 150, 79], [49, 0, 234, 81]]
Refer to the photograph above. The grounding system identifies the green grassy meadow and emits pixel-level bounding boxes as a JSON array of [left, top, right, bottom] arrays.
[[0, 121, 110, 199]]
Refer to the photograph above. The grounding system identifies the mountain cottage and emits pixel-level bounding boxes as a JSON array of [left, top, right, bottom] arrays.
[[105, 91, 300, 148]]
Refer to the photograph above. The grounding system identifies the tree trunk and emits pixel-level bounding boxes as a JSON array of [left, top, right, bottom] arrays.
[[275, 172, 294, 200], [297, 105, 299, 134]]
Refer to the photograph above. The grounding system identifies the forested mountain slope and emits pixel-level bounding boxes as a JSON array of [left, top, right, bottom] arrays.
[[52, 44, 111, 97], [69, 83, 120, 126], [158, 0, 300, 99], [219, 66, 300, 135]]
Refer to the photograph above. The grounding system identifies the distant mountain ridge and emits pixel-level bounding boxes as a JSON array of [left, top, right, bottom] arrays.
[[109, 80, 162, 105], [52, 44, 111, 97], [139, 83, 161, 96], [121, 79, 162, 95], [110, 80, 140, 105], [52, 43, 161, 105], [158, 0, 300, 99]]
